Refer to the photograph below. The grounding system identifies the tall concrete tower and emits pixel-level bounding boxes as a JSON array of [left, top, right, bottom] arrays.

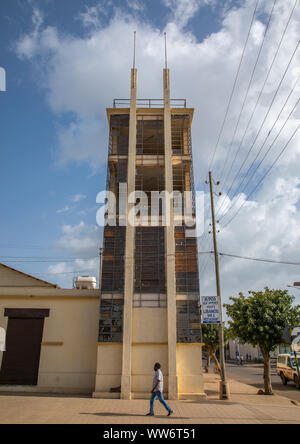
[[93, 64, 204, 400]]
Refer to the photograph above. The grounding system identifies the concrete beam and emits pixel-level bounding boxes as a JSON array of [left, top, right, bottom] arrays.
[[164, 68, 178, 400], [121, 68, 137, 400]]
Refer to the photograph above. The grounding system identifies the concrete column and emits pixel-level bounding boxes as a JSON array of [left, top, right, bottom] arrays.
[[164, 69, 178, 400], [121, 69, 137, 400]]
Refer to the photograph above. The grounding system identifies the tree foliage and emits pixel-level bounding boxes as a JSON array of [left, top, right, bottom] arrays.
[[202, 324, 228, 348], [225, 288, 300, 353], [202, 324, 227, 373], [225, 287, 300, 394]]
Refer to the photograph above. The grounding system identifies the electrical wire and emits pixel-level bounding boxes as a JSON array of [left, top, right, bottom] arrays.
[[0, 255, 98, 260], [34, 270, 96, 276], [217, 38, 300, 218], [221, 122, 300, 228], [216, 0, 299, 215], [207, 0, 260, 173], [0, 251, 212, 264], [219, 252, 300, 266], [219, 95, 299, 222], [218, 0, 278, 184], [1, 259, 99, 263]]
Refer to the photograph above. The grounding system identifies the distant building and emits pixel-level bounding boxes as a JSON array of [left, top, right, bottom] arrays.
[[227, 339, 262, 361]]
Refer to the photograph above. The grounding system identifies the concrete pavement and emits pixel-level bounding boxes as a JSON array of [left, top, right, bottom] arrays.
[[0, 374, 299, 424], [226, 362, 300, 404]]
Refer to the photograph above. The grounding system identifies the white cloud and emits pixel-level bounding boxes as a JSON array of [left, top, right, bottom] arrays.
[[49, 221, 101, 288], [47, 258, 98, 288], [163, 0, 217, 28], [126, 0, 145, 12], [55, 221, 101, 256], [16, 0, 300, 299], [77, 3, 110, 29], [55, 118, 107, 169], [16, 7, 44, 58], [200, 175, 300, 309], [56, 205, 71, 214], [71, 193, 87, 203]]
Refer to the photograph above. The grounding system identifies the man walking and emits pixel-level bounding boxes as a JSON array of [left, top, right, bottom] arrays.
[[146, 363, 173, 417]]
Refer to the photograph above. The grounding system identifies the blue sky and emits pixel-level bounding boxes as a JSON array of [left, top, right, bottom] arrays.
[[0, 0, 299, 301], [0, 0, 229, 284]]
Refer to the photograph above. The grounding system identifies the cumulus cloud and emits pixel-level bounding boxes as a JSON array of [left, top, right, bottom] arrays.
[[47, 258, 99, 288], [55, 221, 101, 256], [56, 118, 107, 169], [16, 7, 43, 58], [15, 0, 300, 299], [77, 3, 111, 29], [162, 0, 204, 28], [126, 0, 145, 12], [201, 175, 300, 308], [49, 221, 102, 287]]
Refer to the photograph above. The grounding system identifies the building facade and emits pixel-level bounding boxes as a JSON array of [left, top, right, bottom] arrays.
[[0, 263, 99, 394], [94, 68, 204, 400]]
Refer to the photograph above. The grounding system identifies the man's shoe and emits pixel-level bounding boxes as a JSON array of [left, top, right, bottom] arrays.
[[167, 411, 173, 417], [146, 412, 154, 416]]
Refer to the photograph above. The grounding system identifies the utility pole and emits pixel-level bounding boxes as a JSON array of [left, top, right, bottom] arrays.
[[207, 171, 230, 400]]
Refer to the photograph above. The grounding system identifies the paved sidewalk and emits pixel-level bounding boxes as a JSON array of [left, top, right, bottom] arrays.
[[0, 375, 299, 424]]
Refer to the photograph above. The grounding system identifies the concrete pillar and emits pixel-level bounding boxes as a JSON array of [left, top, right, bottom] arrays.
[[164, 69, 178, 400], [121, 69, 137, 400], [183, 126, 189, 155], [184, 166, 191, 192], [185, 166, 193, 212]]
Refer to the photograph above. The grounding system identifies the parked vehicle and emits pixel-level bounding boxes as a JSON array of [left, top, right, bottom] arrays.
[[277, 354, 300, 389]]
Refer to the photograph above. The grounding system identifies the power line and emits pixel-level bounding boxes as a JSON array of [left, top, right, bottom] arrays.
[[1, 258, 99, 263], [0, 255, 98, 260], [199, 237, 214, 277], [200, 251, 300, 266], [217, 38, 300, 218], [223, 77, 299, 211], [216, 0, 299, 215], [207, 0, 260, 173], [218, 0, 278, 184], [197, 182, 212, 274], [0, 243, 101, 250], [0, 251, 212, 264], [34, 270, 96, 276], [219, 252, 300, 266], [219, 95, 299, 223], [222, 122, 300, 228]]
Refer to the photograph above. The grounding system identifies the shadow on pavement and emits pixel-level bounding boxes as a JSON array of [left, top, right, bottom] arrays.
[[80, 412, 191, 419], [183, 401, 238, 406], [0, 392, 90, 399]]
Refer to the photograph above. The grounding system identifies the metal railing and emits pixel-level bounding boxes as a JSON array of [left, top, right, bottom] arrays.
[[113, 98, 187, 108]]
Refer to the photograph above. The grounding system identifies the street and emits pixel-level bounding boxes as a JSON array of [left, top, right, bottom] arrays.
[[226, 363, 300, 404]]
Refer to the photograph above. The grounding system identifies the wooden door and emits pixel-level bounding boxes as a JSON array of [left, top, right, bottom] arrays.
[[0, 309, 49, 385]]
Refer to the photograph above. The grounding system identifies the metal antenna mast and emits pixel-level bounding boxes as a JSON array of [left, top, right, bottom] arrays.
[[133, 31, 137, 69], [164, 32, 168, 69]]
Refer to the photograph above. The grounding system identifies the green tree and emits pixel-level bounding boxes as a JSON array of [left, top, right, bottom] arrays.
[[202, 324, 227, 374], [225, 288, 300, 395]]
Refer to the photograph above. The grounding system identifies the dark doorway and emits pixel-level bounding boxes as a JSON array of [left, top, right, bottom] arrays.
[[0, 309, 49, 385]]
